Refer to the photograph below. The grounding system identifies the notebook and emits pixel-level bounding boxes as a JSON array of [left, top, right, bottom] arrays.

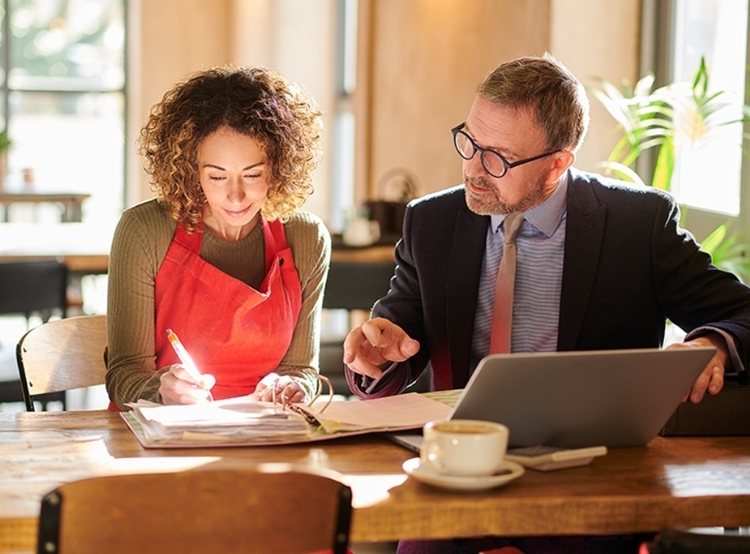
[[386, 347, 716, 450]]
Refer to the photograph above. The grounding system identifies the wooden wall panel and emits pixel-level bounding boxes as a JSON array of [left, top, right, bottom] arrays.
[[360, 0, 551, 201], [551, 0, 641, 174], [356, 0, 641, 201], [134, 0, 232, 201]]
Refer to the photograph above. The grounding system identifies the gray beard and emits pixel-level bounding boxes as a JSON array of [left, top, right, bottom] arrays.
[[464, 175, 547, 215]]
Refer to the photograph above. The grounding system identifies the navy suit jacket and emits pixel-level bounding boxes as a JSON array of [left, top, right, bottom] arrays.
[[349, 169, 750, 394]]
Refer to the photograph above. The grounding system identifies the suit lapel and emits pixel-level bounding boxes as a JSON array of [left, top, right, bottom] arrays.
[[558, 174, 607, 350], [447, 206, 488, 388]]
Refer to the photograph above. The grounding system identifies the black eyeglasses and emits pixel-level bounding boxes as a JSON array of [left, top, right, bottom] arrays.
[[451, 122, 560, 178]]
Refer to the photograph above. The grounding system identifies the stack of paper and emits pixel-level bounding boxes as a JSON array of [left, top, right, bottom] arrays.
[[126, 397, 311, 444], [122, 392, 453, 448]]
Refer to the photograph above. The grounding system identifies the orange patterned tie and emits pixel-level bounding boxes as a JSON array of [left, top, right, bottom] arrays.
[[489, 213, 524, 353]]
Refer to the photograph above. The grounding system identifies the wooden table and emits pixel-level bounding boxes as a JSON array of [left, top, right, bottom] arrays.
[[1, 411, 749, 553], [0, 193, 90, 222]]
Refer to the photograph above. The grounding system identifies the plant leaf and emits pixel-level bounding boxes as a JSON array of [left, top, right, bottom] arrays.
[[652, 137, 674, 190]]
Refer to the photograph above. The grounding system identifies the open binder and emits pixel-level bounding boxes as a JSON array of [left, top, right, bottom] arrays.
[[121, 391, 453, 449]]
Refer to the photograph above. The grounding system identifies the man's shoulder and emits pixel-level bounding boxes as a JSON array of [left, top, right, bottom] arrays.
[[409, 184, 468, 213], [568, 168, 675, 208]]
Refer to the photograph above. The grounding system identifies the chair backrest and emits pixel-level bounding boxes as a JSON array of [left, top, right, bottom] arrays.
[[0, 259, 68, 319], [37, 466, 353, 554], [323, 260, 395, 310], [16, 315, 107, 411]]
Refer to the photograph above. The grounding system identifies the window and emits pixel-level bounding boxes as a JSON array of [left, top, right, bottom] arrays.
[[329, 0, 357, 233], [656, 0, 749, 216], [640, 0, 748, 216], [1, 0, 126, 224]]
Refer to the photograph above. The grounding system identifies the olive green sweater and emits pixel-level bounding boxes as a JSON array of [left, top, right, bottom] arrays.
[[105, 199, 331, 409]]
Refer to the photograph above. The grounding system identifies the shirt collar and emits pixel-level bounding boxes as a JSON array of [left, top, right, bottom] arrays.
[[490, 171, 568, 238]]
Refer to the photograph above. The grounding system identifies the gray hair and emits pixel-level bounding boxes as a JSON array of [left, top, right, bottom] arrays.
[[478, 53, 590, 152]]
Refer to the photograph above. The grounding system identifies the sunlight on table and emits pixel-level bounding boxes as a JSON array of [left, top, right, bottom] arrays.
[[344, 474, 408, 508], [664, 461, 750, 496]]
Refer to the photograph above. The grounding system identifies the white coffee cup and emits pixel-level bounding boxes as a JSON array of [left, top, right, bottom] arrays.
[[420, 419, 509, 477], [343, 217, 380, 246]]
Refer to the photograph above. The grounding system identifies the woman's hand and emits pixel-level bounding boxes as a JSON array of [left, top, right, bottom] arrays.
[[253, 373, 306, 404], [159, 364, 216, 405]]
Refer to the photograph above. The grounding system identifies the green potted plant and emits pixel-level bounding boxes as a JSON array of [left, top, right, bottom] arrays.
[[589, 57, 750, 282]]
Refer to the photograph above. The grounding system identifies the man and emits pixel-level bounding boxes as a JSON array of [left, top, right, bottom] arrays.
[[342, 56, 750, 553], [344, 54, 750, 407]]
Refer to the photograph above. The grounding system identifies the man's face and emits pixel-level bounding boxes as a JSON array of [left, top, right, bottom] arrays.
[[462, 95, 560, 215]]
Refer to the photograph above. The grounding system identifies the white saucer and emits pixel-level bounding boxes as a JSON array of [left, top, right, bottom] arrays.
[[402, 458, 525, 491]]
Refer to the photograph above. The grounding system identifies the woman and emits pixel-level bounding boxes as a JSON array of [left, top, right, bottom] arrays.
[[106, 66, 330, 410]]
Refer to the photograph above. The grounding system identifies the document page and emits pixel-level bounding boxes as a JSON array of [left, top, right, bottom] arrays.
[[300, 393, 451, 433]]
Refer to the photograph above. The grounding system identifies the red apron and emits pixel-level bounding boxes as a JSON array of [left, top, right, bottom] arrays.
[[151, 218, 302, 400]]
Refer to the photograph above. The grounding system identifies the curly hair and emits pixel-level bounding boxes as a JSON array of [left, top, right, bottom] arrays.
[[138, 66, 324, 231]]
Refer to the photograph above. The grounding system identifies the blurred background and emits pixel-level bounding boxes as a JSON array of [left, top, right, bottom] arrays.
[[1, 0, 749, 412]]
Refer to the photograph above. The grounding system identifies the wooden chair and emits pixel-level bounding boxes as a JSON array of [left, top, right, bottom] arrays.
[[16, 315, 107, 411], [36, 466, 353, 554]]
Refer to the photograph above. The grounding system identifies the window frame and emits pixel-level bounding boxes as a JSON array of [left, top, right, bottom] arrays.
[[0, 0, 128, 220], [642, 0, 750, 241]]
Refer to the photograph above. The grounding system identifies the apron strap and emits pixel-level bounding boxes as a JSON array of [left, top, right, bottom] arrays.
[[173, 223, 203, 254], [262, 219, 290, 272]]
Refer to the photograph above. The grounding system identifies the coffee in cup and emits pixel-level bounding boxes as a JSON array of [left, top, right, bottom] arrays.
[[420, 419, 508, 477]]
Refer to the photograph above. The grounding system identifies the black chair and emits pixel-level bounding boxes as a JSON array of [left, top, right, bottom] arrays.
[[642, 527, 750, 553], [320, 259, 396, 394], [322, 260, 396, 312], [320, 258, 432, 394], [0, 260, 68, 409]]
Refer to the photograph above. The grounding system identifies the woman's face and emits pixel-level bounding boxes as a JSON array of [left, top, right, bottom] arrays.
[[198, 126, 270, 241]]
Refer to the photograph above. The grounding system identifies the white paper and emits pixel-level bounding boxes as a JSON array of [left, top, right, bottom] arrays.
[[301, 393, 451, 433]]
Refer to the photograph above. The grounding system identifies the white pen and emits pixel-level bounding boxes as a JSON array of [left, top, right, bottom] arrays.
[[166, 328, 203, 382]]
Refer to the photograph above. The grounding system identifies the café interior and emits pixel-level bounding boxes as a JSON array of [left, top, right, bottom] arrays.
[[0, 0, 655, 407], [0, 1, 749, 553]]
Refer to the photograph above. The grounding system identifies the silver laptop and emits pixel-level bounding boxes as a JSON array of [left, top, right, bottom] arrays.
[[446, 348, 716, 448]]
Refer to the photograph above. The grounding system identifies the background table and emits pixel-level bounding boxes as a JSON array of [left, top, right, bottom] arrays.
[[0, 225, 397, 276], [1, 411, 749, 553], [0, 193, 90, 223], [0, 223, 112, 274]]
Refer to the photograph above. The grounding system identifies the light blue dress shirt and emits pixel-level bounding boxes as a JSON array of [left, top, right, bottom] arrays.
[[469, 176, 568, 373]]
